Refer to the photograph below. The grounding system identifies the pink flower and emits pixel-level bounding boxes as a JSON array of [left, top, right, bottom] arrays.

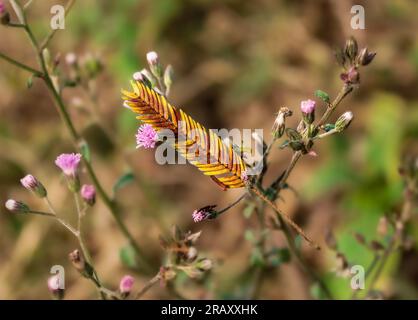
[[20, 174, 47, 198], [300, 99, 316, 114], [136, 124, 158, 149], [192, 205, 217, 223], [55, 153, 82, 177], [81, 184, 96, 206], [119, 275, 135, 294]]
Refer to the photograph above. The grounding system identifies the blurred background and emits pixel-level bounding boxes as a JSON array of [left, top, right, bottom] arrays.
[[1, 0, 418, 299]]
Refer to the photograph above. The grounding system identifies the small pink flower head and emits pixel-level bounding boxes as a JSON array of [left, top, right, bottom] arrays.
[[5, 199, 29, 213], [20, 174, 47, 198], [55, 153, 82, 177], [47, 275, 64, 299], [300, 99, 316, 114], [119, 275, 135, 295], [136, 124, 158, 149], [133, 71, 144, 81], [192, 205, 217, 223], [146, 51, 159, 66], [81, 184, 96, 206]]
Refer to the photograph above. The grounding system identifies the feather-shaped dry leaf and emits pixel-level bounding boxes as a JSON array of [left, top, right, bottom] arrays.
[[122, 81, 247, 190]]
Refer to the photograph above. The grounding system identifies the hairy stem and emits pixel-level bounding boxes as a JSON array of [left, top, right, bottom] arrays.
[[3, 21, 154, 274], [135, 274, 161, 299], [250, 185, 320, 250]]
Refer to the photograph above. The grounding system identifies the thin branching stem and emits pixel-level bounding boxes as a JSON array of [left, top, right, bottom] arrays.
[[135, 274, 161, 299], [0, 16, 155, 274]]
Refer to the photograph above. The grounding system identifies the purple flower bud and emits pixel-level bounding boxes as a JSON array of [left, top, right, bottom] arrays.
[[133, 71, 144, 81], [136, 124, 158, 149], [192, 205, 217, 223], [55, 153, 82, 177], [300, 99, 316, 114], [20, 174, 47, 198], [119, 275, 135, 295], [47, 274, 64, 300], [5, 199, 29, 213], [81, 184, 96, 206], [146, 51, 159, 66]]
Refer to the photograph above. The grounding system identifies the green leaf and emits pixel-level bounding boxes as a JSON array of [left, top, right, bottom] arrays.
[[113, 172, 134, 195], [119, 245, 138, 268], [243, 203, 255, 219], [315, 89, 330, 104], [79, 140, 91, 163]]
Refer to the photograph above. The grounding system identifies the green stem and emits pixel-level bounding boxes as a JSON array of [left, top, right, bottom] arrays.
[[16, 22, 153, 274], [316, 85, 352, 128], [0, 52, 41, 75], [217, 192, 247, 217]]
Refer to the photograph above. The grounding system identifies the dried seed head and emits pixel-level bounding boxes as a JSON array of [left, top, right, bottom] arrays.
[[272, 107, 292, 138], [345, 37, 358, 62], [68, 249, 85, 273], [358, 47, 376, 66], [187, 247, 198, 261]]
